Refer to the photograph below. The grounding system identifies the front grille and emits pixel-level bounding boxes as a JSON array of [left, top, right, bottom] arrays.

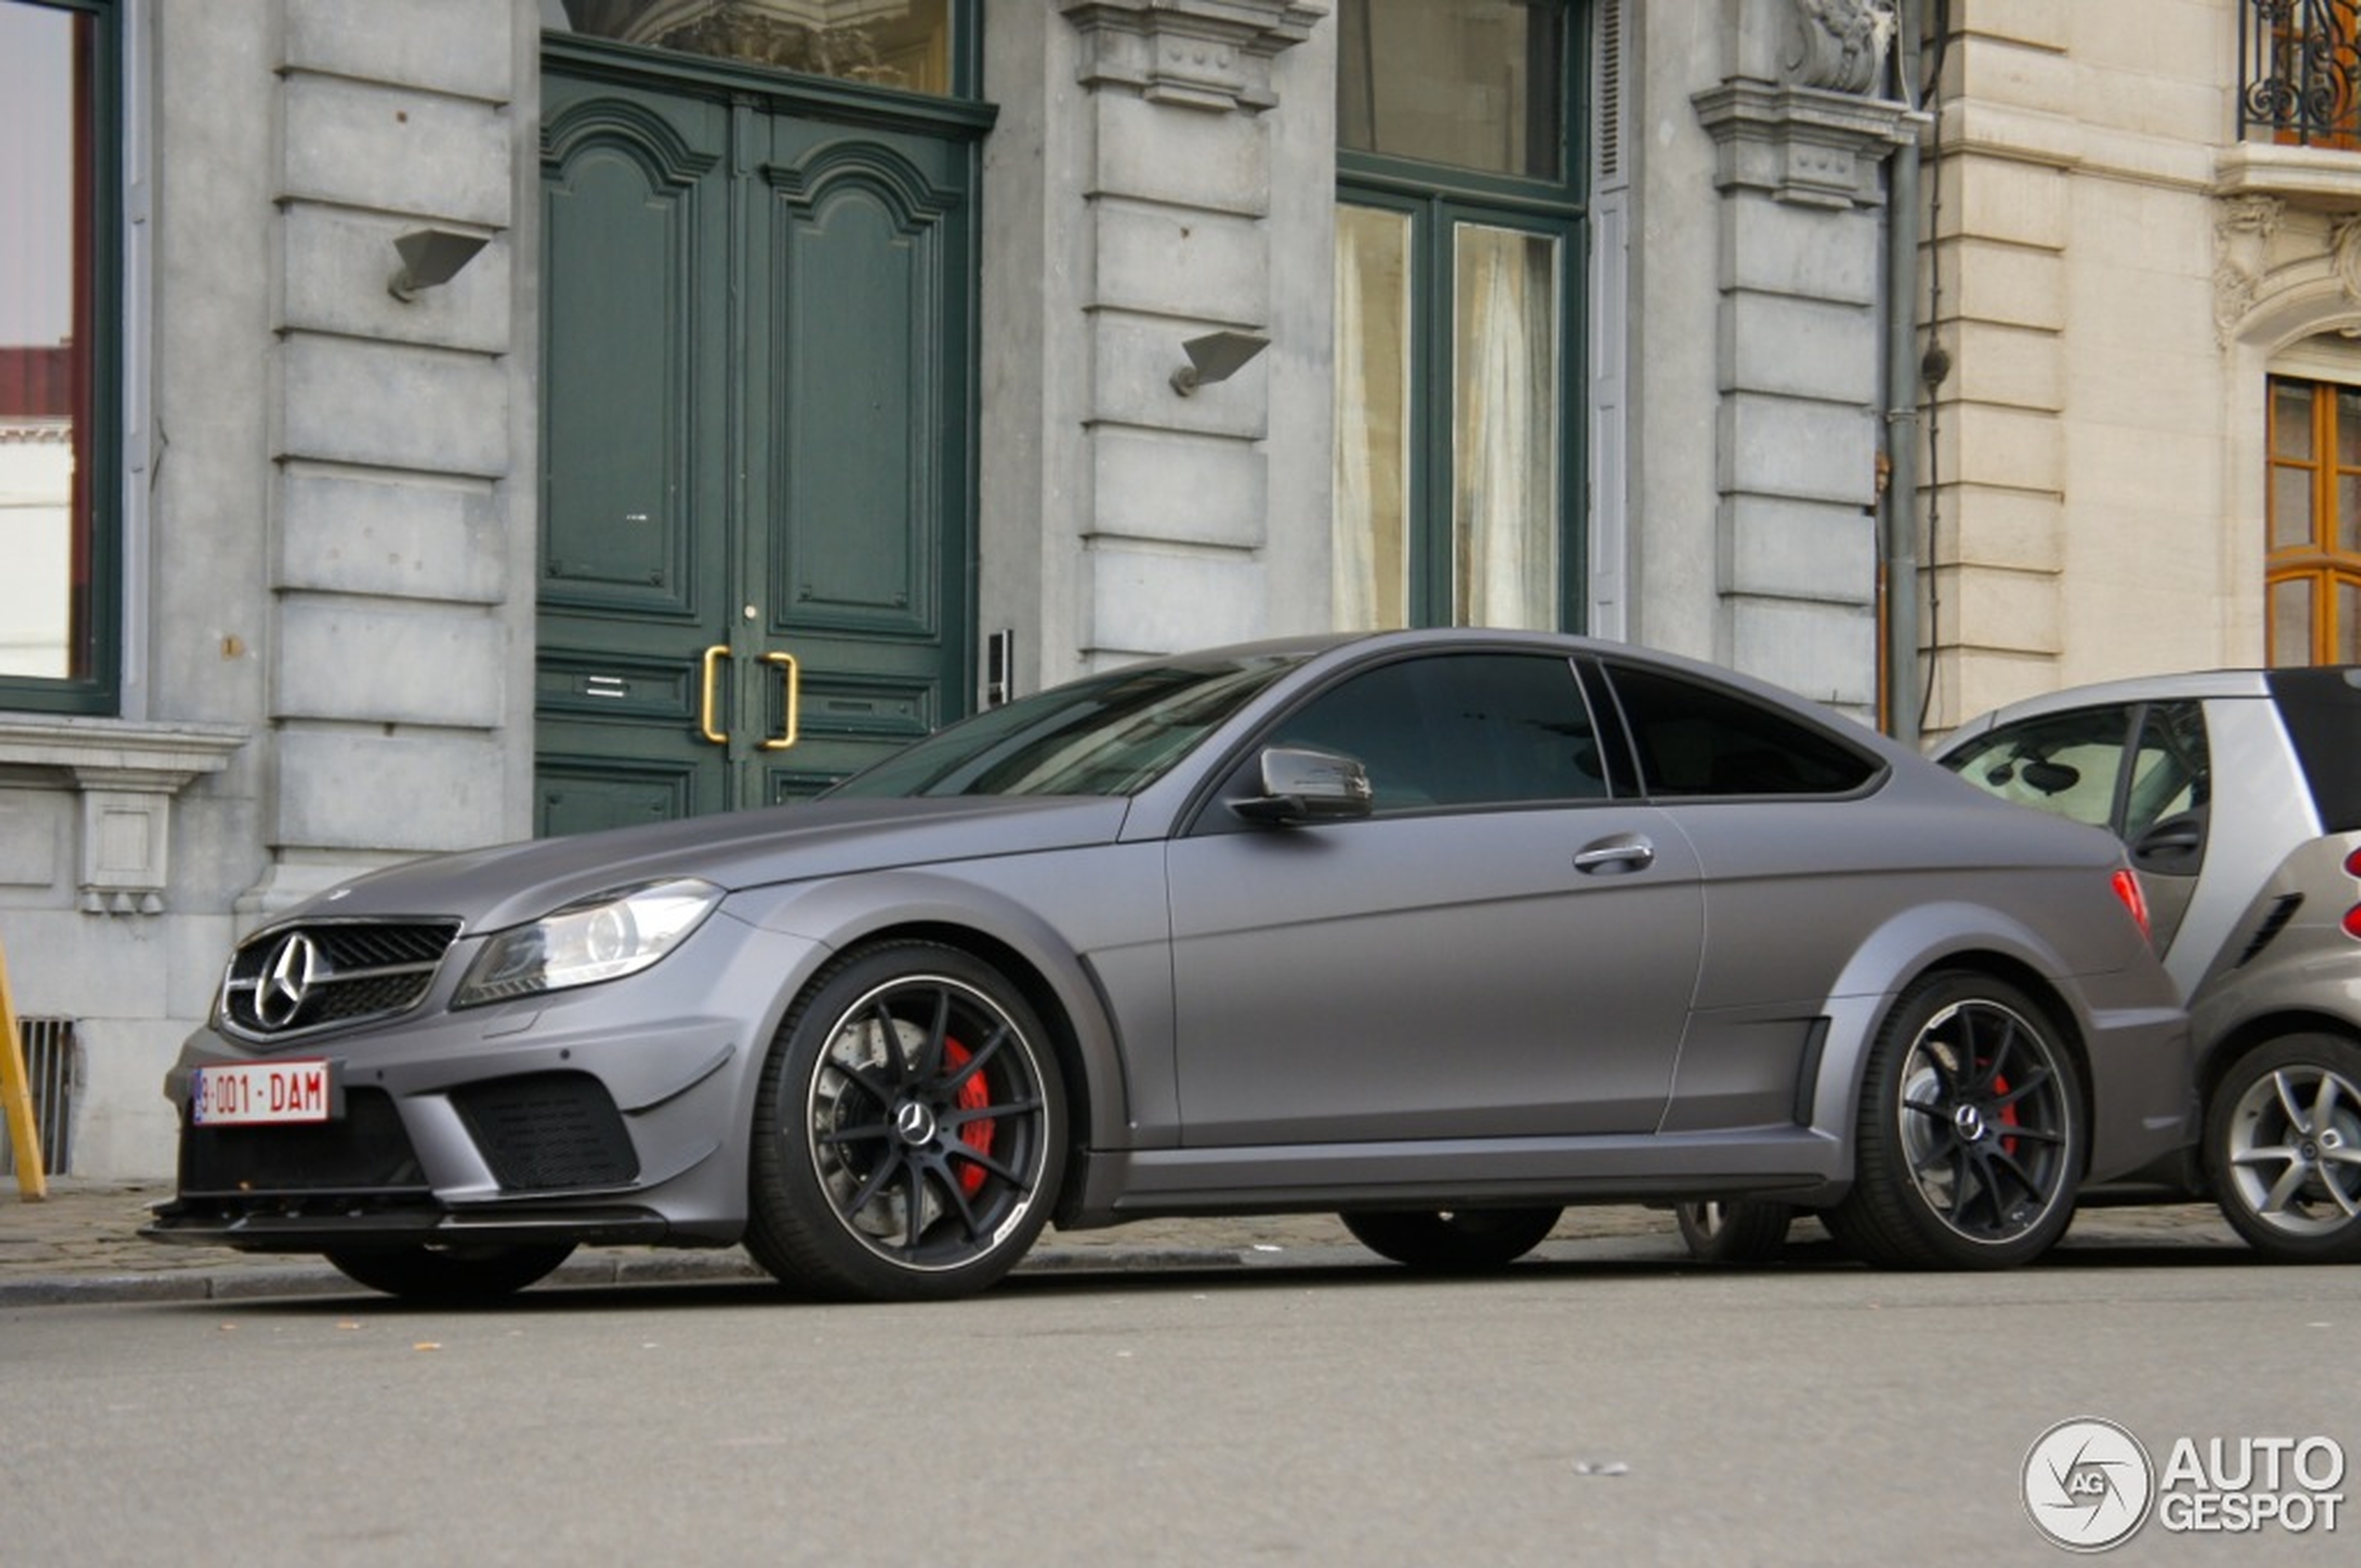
[[178, 1087, 427, 1196], [218, 919, 461, 1043], [453, 1074, 640, 1192]]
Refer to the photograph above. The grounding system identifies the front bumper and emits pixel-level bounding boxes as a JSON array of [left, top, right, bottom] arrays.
[[141, 1200, 676, 1254], [146, 907, 830, 1254]]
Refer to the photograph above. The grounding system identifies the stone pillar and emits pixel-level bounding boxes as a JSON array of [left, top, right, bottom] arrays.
[[1693, 0, 1917, 713], [244, 0, 538, 913], [983, 2, 1324, 689]]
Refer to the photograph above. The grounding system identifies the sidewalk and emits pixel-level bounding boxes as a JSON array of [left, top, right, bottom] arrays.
[[0, 1178, 2249, 1308]]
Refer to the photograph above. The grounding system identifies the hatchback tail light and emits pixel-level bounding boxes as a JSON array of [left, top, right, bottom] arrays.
[[2111, 868, 2153, 944], [2344, 847, 2361, 942]]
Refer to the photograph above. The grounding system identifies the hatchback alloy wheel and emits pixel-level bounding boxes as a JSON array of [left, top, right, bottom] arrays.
[[2209, 1034, 2361, 1262]]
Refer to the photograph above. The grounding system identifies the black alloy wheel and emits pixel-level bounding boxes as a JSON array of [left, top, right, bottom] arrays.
[[747, 942, 1064, 1302], [1827, 972, 2083, 1270]]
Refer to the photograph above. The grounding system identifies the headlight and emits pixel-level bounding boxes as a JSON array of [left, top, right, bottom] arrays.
[[453, 878, 722, 1007]]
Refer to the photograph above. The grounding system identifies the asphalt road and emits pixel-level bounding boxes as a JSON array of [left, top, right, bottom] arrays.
[[4, 1233, 2354, 1567]]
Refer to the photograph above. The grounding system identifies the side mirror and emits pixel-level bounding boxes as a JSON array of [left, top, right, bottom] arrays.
[[1232, 746, 1375, 825]]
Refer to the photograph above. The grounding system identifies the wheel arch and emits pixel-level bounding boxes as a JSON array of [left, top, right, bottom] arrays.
[[2193, 1007, 2361, 1108], [739, 868, 1142, 1202], [1809, 913, 2104, 1179], [823, 918, 1104, 1186]]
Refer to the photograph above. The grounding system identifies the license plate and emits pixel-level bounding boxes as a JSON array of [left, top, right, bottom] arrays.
[[190, 1060, 338, 1127]]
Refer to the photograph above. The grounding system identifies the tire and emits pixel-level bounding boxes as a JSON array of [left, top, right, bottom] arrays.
[[2206, 1034, 2361, 1263], [1825, 972, 2083, 1270], [1339, 1207, 1562, 1272], [745, 942, 1065, 1302], [1673, 1199, 1794, 1264], [323, 1243, 575, 1303]]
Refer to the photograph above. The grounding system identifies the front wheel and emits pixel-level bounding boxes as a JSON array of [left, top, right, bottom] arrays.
[[745, 942, 1065, 1302], [1340, 1207, 1562, 1272], [323, 1242, 575, 1303], [1826, 973, 2083, 1270], [2207, 1034, 2361, 1263]]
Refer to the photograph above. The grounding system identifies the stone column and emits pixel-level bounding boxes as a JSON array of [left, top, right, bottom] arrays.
[[983, 2, 1325, 689], [244, 0, 537, 914], [1693, 0, 1918, 713]]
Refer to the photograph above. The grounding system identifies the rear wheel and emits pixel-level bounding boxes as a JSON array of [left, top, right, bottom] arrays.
[[746, 942, 1064, 1302], [1340, 1207, 1562, 1272], [2207, 1034, 2361, 1263], [323, 1243, 575, 1303], [1673, 1200, 1793, 1264], [1826, 973, 2082, 1270]]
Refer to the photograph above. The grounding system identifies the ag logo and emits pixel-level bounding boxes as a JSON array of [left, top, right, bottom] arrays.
[[2025, 1417, 2155, 1552]]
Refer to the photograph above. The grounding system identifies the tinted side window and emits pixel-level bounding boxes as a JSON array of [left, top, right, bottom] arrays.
[[1939, 707, 2132, 830], [2268, 666, 2361, 832], [1270, 652, 1608, 811], [2123, 701, 2209, 840], [1603, 665, 1878, 798]]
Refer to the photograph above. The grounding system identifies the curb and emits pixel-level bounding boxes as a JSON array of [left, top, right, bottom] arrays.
[[0, 1241, 1269, 1310]]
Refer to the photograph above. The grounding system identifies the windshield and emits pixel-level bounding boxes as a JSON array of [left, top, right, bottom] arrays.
[[827, 652, 1305, 799]]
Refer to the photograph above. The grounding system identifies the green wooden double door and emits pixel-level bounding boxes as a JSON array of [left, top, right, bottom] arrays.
[[535, 57, 981, 833]]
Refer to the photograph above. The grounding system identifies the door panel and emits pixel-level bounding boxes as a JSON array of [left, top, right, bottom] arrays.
[[1167, 806, 1704, 1146], [539, 77, 734, 828], [767, 158, 940, 633], [536, 57, 973, 833]]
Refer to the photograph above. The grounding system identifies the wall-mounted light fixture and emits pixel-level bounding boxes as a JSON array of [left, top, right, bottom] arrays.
[[1170, 329, 1270, 396], [389, 227, 490, 303]]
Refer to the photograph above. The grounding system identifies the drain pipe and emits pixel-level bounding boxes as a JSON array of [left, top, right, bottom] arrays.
[[1882, 2, 1926, 744]]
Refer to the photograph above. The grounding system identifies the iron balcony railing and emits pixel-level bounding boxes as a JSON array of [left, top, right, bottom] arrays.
[[2242, 0, 2361, 148]]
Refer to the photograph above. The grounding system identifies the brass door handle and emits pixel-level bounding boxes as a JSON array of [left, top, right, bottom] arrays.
[[698, 645, 730, 744], [762, 651, 800, 750]]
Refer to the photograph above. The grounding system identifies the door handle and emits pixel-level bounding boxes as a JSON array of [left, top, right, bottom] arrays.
[[698, 645, 731, 744], [1574, 835, 1655, 875], [761, 651, 800, 751]]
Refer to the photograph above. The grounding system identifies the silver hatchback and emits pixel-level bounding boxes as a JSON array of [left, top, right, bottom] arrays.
[[1936, 666, 2361, 1262]]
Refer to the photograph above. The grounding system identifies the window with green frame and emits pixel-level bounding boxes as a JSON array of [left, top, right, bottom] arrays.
[[1334, 0, 1583, 632], [0, 0, 119, 715]]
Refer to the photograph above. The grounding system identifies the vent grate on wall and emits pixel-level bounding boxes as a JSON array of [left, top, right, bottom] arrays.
[[1, 1017, 78, 1177]]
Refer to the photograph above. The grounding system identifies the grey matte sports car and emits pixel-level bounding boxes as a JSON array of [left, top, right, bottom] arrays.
[[145, 630, 2192, 1301]]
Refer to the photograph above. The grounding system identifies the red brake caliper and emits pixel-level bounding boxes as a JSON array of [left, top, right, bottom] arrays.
[[943, 1038, 995, 1196]]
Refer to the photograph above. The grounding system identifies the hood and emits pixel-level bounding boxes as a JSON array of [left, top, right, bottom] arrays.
[[278, 796, 1136, 934]]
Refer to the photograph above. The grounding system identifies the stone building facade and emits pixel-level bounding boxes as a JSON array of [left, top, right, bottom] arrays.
[[0, 0, 2341, 1178]]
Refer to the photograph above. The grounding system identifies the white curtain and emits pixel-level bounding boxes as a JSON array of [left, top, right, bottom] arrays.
[[1333, 205, 1411, 630], [1453, 225, 1558, 628]]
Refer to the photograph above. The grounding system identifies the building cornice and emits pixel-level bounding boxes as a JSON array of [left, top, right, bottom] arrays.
[[0, 718, 248, 916], [1061, 0, 1326, 115]]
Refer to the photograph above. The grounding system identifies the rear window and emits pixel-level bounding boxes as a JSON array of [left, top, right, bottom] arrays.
[[2268, 666, 2361, 832], [1598, 664, 1880, 798]]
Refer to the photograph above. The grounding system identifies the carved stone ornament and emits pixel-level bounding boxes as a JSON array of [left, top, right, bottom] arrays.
[[2212, 194, 2285, 343], [2335, 214, 2361, 301], [1783, 0, 1895, 95], [1062, 0, 1326, 114]]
